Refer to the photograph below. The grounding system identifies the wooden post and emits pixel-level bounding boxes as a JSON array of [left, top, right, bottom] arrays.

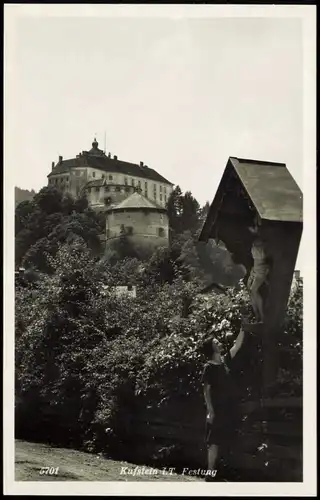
[[261, 222, 302, 394]]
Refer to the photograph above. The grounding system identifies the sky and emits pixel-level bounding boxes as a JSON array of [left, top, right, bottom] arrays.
[[8, 12, 304, 270]]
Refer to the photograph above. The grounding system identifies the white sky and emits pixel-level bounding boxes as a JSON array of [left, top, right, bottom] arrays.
[[6, 10, 307, 271]]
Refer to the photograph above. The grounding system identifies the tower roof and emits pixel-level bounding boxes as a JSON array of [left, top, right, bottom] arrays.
[[106, 191, 166, 212], [88, 137, 105, 156]]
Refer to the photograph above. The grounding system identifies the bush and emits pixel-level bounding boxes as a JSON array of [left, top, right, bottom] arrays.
[[15, 244, 303, 459]]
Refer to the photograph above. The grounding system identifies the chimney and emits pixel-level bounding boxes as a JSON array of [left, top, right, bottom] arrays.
[[113, 155, 118, 160], [51, 161, 55, 170], [59, 155, 63, 163], [108, 152, 111, 158], [140, 161, 144, 167]]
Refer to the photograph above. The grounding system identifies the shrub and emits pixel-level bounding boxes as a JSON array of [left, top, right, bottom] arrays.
[[15, 245, 303, 459]]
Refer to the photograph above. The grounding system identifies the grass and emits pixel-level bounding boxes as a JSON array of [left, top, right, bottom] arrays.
[[15, 440, 201, 482]]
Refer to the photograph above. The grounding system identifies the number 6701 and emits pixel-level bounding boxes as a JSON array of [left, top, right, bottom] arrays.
[[39, 467, 59, 475]]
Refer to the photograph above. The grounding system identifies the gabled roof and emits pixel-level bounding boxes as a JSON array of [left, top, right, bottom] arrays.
[[199, 156, 303, 242], [106, 191, 166, 212], [228, 157, 303, 222]]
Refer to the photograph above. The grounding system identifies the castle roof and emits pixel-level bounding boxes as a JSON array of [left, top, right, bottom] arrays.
[[48, 139, 173, 185], [106, 191, 166, 212]]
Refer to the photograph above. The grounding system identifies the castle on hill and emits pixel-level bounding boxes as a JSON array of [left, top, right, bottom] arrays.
[[47, 138, 173, 254]]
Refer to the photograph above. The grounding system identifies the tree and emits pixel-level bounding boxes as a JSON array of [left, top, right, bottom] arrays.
[[167, 187, 203, 240], [33, 186, 63, 215], [15, 185, 104, 271], [167, 186, 184, 236], [180, 191, 201, 235], [105, 228, 139, 264], [15, 200, 35, 235]]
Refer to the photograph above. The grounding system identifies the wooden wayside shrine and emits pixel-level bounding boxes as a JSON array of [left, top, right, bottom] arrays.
[[199, 156, 303, 395]]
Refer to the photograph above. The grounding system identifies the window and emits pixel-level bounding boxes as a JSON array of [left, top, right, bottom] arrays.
[[61, 177, 64, 183], [153, 183, 156, 191], [145, 181, 147, 188], [165, 195, 167, 203], [160, 185, 162, 192], [153, 192, 156, 199], [95, 187, 100, 192], [105, 197, 112, 205], [115, 186, 120, 192], [92, 172, 96, 178], [127, 226, 133, 235], [125, 186, 130, 192], [160, 194, 163, 201], [109, 175, 113, 180], [158, 228, 165, 237], [104, 186, 110, 192], [145, 190, 148, 198], [66, 176, 69, 182], [120, 224, 125, 232], [164, 186, 167, 193], [124, 177, 128, 185], [127, 285, 133, 291], [131, 179, 135, 186], [138, 180, 141, 187], [102, 174, 105, 179]]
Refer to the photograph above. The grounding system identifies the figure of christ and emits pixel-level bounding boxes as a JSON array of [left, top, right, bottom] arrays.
[[201, 329, 245, 481], [247, 226, 270, 323]]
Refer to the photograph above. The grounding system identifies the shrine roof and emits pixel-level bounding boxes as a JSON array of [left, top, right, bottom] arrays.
[[199, 156, 303, 242]]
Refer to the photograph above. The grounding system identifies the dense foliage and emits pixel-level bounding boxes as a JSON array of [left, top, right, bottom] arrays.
[[15, 240, 303, 457], [15, 184, 302, 474], [15, 187, 104, 272]]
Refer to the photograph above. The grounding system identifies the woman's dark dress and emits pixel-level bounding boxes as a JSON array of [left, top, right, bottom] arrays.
[[201, 351, 240, 447]]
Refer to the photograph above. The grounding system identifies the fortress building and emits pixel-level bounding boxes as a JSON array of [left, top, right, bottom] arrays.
[[105, 191, 169, 254], [47, 138, 173, 211], [47, 138, 173, 253]]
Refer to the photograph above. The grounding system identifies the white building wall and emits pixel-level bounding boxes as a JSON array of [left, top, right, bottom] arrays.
[[48, 167, 173, 207]]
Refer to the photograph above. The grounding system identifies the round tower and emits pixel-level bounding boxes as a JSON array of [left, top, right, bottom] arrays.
[[105, 191, 169, 256]]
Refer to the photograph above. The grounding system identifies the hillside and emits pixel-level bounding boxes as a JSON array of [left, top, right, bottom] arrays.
[[15, 187, 36, 207], [15, 440, 201, 482]]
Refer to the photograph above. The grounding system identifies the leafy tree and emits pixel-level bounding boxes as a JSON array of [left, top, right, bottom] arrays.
[[15, 185, 104, 271], [15, 200, 35, 235], [180, 191, 201, 235], [167, 185, 184, 236], [15, 240, 302, 464], [33, 186, 63, 215]]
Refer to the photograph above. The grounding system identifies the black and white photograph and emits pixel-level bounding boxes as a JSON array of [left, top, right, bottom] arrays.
[[4, 4, 316, 497]]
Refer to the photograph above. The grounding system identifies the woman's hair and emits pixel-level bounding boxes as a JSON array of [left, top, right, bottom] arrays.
[[202, 336, 220, 359]]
